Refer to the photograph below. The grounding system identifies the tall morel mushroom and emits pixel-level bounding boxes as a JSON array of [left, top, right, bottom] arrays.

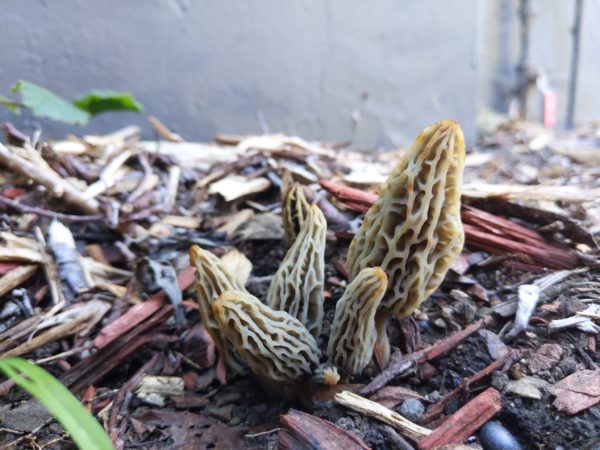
[[327, 267, 388, 376], [282, 183, 311, 243], [189, 245, 248, 373], [266, 204, 327, 338], [346, 119, 466, 364], [212, 290, 320, 383]]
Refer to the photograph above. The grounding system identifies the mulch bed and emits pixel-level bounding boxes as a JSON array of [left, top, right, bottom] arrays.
[[0, 117, 599, 449]]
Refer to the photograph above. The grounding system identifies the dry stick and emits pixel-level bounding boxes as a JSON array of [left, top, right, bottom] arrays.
[[33, 227, 66, 311], [126, 152, 155, 203], [0, 195, 105, 223], [60, 305, 173, 394], [335, 391, 432, 440], [360, 318, 489, 395], [93, 266, 195, 349], [421, 349, 519, 424], [319, 178, 377, 206], [417, 388, 502, 450], [0, 142, 100, 214], [108, 353, 161, 450], [320, 179, 580, 270], [0, 264, 37, 297]]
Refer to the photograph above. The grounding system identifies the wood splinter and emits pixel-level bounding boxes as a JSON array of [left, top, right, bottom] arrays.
[[334, 390, 432, 440]]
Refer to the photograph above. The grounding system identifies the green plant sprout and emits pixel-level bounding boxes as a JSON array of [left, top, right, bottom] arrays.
[[0, 357, 114, 450], [0, 80, 143, 125]]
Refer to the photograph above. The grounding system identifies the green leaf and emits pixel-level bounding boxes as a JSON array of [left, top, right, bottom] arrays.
[[12, 80, 90, 125], [0, 357, 114, 450], [74, 90, 144, 116], [0, 94, 22, 113]]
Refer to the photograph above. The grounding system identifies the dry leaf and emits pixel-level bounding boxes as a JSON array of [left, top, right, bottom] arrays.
[[551, 370, 600, 414], [220, 249, 252, 286]]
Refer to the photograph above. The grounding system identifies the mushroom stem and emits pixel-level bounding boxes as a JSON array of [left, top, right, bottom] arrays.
[[374, 311, 391, 367]]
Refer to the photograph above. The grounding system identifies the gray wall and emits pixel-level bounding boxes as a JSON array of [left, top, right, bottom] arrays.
[[478, 0, 600, 126], [0, 0, 478, 148], [2, 1, 599, 149]]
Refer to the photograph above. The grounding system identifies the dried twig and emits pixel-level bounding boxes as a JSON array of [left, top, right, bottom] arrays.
[[417, 388, 502, 450], [360, 318, 489, 395], [0, 142, 100, 214], [421, 350, 519, 424], [334, 391, 432, 440], [0, 195, 105, 223]]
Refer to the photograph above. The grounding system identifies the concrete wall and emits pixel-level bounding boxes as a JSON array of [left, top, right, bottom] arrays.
[[2, 1, 599, 149], [0, 0, 478, 148], [478, 0, 600, 126]]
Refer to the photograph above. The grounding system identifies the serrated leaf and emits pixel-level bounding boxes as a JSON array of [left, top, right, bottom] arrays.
[[74, 89, 143, 116], [12, 80, 90, 125], [0, 357, 114, 450]]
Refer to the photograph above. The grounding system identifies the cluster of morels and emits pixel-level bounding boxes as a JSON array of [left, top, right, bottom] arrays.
[[188, 119, 466, 396]]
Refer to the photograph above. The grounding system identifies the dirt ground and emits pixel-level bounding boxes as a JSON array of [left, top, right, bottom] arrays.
[[0, 119, 599, 449]]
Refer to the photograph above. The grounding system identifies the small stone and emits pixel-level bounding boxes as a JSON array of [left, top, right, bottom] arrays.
[[0, 400, 50, 432], [557, 356, 578, 376], [433, 318, 447, 329], [335, 416, 355, 431], [505, 376, 549, 400], [479, 420, 522, 450], [491, 372, 508, 391], [399, 398, 425, 422]]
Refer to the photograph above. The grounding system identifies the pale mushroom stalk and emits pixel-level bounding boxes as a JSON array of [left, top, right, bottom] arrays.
[[347, 120, 466, 366], [327, 267, 388, 376], [267, 204, 327, 338], [188, 245, 248, 374]]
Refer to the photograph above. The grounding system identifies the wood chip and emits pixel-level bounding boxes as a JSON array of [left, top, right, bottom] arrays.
[[209, 175, 271, 201], [161, 215, 201, 229], [550, 369, 600, 414], [417, 388, 502, 450], [0, 265, 38, 297], [335, 390, 431, 440], [279, 408, 370, 450]]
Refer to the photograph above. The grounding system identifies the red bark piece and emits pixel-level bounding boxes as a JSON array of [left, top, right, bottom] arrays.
[[93, 265, 195, 349], [527, 343, 563, 374], [417, 388, 502, 450], [467, 283, 489, 303], [551, 369, 600, 414], [320, 179, 579, 270], [279, 408, 370, 450], [0, 262, 22, 275], [1, 187, 26, 199]]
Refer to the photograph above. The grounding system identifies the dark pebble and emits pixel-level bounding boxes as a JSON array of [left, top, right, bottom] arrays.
[[479, 420, 522, 450], [399, 398, 425, 422]]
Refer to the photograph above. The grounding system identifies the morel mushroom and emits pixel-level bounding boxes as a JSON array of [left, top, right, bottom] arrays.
[[188, 245, 248, 373], [266, 204, 327, 338], [327, 267, 388, 376], [282, 183, 311, 243], [212, 290, 320, 383], [346, 120, 465, 364]]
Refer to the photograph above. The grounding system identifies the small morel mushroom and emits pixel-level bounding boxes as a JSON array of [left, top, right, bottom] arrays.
[[311, 364, 341, 387], [346, 120, 466, 365], [212, 290, 320, 383], [282, 183, 311, 243], [327, 267, 388, 376], [266, 204, 327, 338], [188, 245, 247, 373]]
